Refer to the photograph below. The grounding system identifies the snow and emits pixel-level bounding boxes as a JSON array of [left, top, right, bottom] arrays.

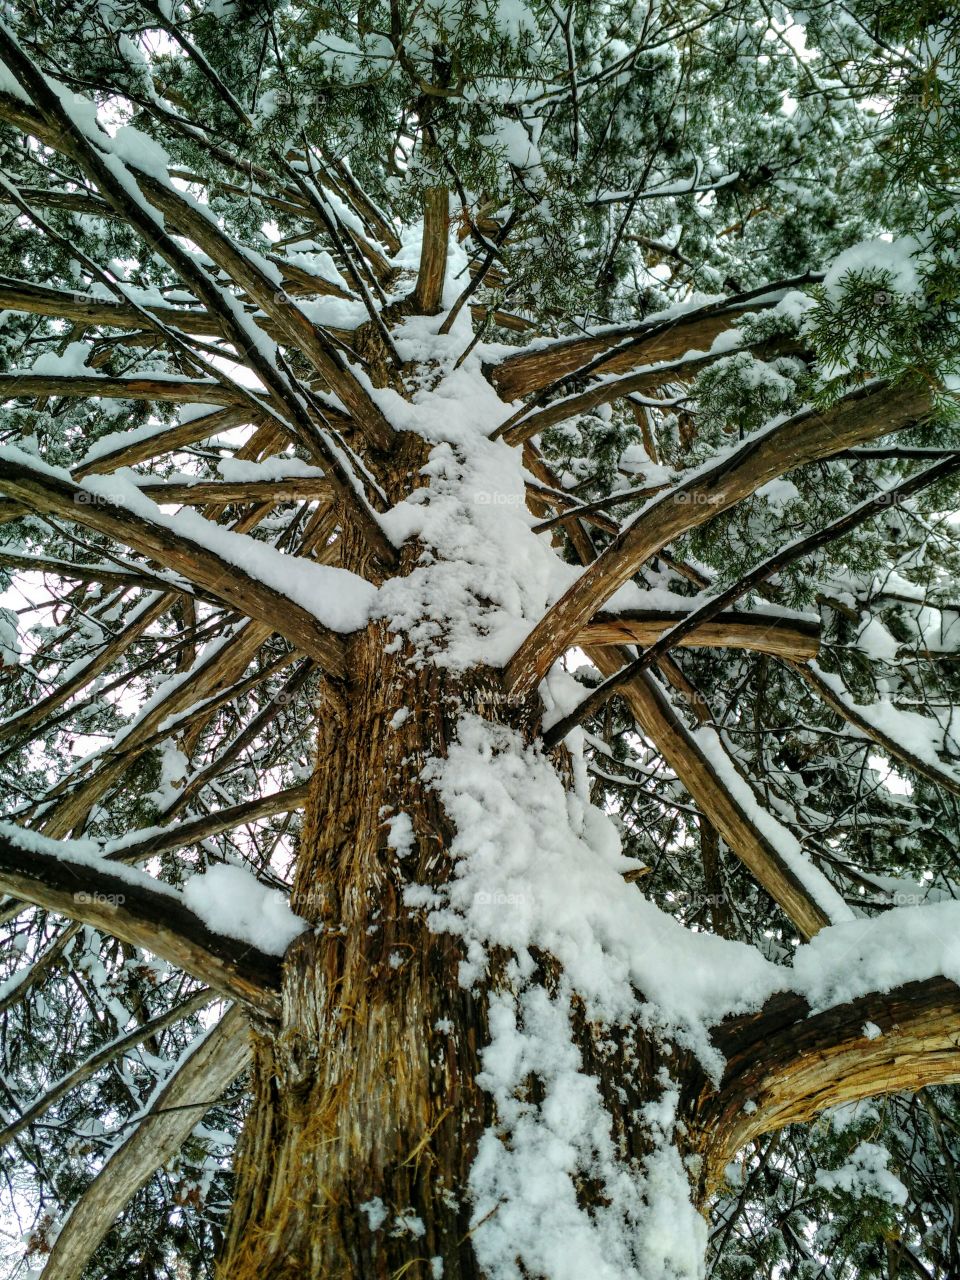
[[385, 811, 415, 858], [815, 1141, 908, 1205], [391, 1212, 426, 1239], [182, 864, 306, 955], [809, 662, 960, 785], [469, 986, 707, 1280], [76, 469, 378, 633], [375, 326, 562, 667], [822, 235, 923, 300], [0, 606, 19, 666], [409, 715, 785, 1066], [359, 1198, 388, 1231], [30, 342, 95, 376], [216, 455, 328, 482], [145, 741, 188, 808], [400, 707, 960, 1276], [792, 901, 960, 1012], [78, 418, 204, 468], [0, 821, 304, 957]]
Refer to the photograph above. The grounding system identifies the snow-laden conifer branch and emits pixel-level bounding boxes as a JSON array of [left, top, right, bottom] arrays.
[[791, 663, 960, 799], [17, 619, 281, 838], [522, 443, 841, 937], [0, 29, 396, 560], [98, 783, 310, 866], [584, 651, 841, 939]]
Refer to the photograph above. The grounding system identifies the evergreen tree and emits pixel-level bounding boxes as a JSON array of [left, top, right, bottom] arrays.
[[0, 1, 958, 1276]]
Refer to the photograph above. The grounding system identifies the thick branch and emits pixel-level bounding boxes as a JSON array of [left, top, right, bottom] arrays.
[[0, 825, 282, 1013], [695, 976, 960, 1195], [578, 608, 820, 659], [39, 1005, 251, 1280], [0, 456, 351, 675], [584, 652, 835, 939], [486, 274, 820, 400], [507, 381, 933, 696]]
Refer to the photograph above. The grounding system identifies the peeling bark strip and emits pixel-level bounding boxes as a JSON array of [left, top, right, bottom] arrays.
[[0, 828, 281, 1013], [506, 381, 932, 696]]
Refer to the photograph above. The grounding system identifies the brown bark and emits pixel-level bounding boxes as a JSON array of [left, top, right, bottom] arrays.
[[414, 186, 451, 315], [687, 977, 960, 1200], [218, 622, 500, 1279], [580, 608, 820, 660]]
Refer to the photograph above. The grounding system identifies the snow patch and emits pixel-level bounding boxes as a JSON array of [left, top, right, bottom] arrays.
[[182, 864, 306, 955]]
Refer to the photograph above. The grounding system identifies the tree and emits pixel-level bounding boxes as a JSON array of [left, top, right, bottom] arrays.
[[0, 0, 958, 1276]]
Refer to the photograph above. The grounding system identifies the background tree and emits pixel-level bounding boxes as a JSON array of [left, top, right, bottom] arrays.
[[0, 0, 958, 1277]]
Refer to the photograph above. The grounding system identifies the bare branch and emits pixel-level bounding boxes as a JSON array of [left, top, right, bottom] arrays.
[[578, 608, 820, 659]]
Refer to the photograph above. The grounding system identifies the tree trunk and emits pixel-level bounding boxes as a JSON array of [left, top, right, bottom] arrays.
[[218, 618, 491, 1277], [216, 605, 697, 1278]]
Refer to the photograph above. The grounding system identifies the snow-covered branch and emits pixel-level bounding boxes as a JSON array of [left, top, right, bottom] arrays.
[[0, 451, 360, 676], [698, 974, 960, 1193], [0, 824, 285, 1013]]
